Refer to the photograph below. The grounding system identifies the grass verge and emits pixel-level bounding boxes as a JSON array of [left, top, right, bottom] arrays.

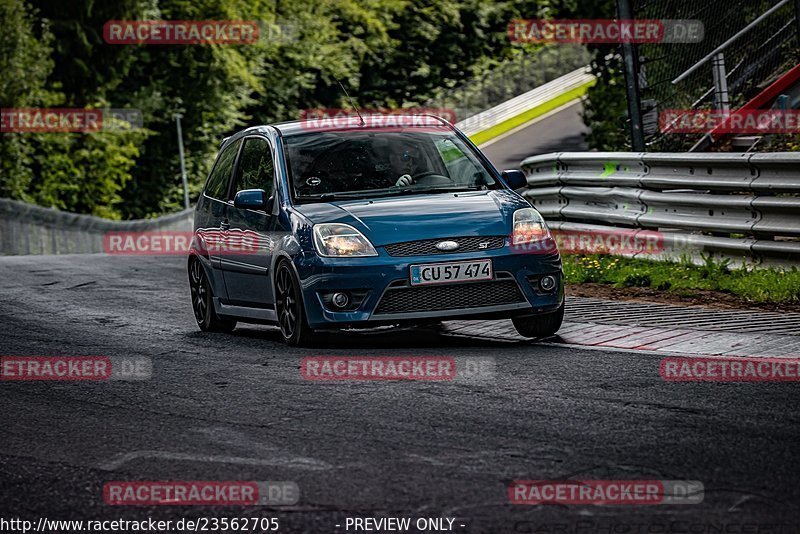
[[562, 255, 800, 305]]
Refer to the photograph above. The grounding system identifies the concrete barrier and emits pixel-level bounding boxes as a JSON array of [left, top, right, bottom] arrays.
[[0, 198, 193, 255]]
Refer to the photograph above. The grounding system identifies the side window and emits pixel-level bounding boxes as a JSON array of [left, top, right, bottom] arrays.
[[204, 139, 241, 200], [234, 137, 274, 194]]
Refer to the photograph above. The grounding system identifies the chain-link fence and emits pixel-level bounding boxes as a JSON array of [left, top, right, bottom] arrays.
[[633, 0, 799, 151]]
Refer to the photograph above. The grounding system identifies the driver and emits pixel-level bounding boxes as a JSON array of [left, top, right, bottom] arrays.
[[389, 142, 421, 187]]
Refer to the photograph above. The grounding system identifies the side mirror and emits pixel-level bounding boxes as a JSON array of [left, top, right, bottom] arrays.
[[233, 189, 267, 211], [502, 170, 527, 190]]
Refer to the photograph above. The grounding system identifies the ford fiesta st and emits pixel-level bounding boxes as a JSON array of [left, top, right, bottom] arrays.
[[188, 115, 564, 346]]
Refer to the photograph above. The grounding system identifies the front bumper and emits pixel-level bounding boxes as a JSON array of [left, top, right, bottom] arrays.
[[294, 242, 563, 329]]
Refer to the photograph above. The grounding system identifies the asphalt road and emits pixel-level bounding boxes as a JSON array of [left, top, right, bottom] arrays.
[[1, 254, 799, 533], [481, 101, 589, 171]]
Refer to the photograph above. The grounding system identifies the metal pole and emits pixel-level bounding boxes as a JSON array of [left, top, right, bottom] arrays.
[[711, 53, 730, 113], [175, 114, 190, 210], [795, 0, 800, 43], [617, 0, 645, 151]]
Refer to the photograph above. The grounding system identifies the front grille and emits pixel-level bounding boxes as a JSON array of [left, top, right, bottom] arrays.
[[374, 280, 525, 314], [384, 236, 505, 257]]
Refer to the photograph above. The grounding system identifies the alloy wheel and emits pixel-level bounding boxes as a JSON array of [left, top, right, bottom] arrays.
[[276, 265, 298, 339], [189, 259, 208, 324]]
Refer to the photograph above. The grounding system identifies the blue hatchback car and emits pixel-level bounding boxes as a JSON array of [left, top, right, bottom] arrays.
[[188, 115, 564, 346]]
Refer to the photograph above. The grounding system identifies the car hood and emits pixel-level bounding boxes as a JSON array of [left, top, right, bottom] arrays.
[[293, 189, 530, 246]]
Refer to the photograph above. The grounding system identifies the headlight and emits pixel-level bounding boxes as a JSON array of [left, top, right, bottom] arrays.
[[512, 208, 550, 245], [313, 223, 378, 257]]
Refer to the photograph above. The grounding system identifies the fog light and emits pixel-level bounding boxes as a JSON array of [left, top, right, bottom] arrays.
[[331, 292, 350, 308], [540, 275, 557, 291]]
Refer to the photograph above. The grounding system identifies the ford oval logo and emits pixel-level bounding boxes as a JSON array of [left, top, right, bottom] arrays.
[[435, 240, 460, 251]]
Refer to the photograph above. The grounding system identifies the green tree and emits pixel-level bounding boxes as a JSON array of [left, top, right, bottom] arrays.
[[0, 0, 57, 199], [2, 0, 151, 218], [3, 0, 530, 218]]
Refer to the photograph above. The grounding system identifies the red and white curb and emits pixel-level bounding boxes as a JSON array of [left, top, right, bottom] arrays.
[[445, 321, 800, 359]]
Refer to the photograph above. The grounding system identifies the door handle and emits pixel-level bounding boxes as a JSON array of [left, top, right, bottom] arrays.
[[220, 219, 230, 230]]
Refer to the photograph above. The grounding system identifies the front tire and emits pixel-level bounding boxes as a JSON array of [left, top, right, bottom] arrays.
[[275, 260, 317, 347], [512, 303, 564, 338], [189, 257, 237, 333]]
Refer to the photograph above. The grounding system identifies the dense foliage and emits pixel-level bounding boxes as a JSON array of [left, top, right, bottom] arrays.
[[2, 0, 543, 219], [3, 0, 797, 218]]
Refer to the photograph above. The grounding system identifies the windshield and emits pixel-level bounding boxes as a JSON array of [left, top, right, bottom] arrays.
[[283, 128, 498, 202]]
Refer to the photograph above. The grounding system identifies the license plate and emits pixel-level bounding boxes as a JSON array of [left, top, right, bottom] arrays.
[[410, 259, 493, 286]]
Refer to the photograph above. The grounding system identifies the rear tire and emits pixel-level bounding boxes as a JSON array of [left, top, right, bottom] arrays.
[[275, 260, 318, 347], [189, 257, 237, 333], [512, 303, 564, 338]]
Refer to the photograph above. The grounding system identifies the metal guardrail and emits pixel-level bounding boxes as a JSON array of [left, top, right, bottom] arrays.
[[0, 198, 193, 255], [455, 67, 595, 140], [519, 152, 800, 266], [5, 150, 799, 264]]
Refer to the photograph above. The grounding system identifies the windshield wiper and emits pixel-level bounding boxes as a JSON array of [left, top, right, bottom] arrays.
[[392, 185, 484, 195], [295, 192, 367, 201], [295, 189, 404, 201], [295, 185, 484, 202]]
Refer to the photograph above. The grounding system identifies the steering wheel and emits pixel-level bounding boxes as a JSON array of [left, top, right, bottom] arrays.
[[408, 171, 453, 186]]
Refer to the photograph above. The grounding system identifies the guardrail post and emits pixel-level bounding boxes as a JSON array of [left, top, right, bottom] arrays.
[[712, 53, 731, 113], [175, 114, 190, 211]]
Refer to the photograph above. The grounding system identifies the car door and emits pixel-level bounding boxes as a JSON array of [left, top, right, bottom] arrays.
[[220, 135, 277, 307], [197, 138, 242, 301]]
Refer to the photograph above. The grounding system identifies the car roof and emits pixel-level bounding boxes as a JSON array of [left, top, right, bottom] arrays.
[[271, 114, 455, 136], [218, 114, 457, 150]]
